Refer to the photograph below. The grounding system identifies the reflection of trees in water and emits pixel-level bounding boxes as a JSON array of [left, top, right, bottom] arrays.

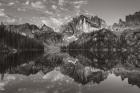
[[120, 51, 140, 67], [60, 62, 108, 85], [0, 51, 44, 79], [120, 30, 140, 48], [0, 52, 64, 80], [63, 45, 140, 85], [68, 50, 120, 70], [34, 54, 63, 74], [0, 47, 140, 86], [128, 74, 140, 88], [114, 69, 140, 88]]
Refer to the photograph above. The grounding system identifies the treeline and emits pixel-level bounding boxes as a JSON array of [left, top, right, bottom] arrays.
[[61, 28, 140, 53], [62, 29, 119, 50], [0, 25, 44, 51], [35, 31, 63, 44], [0, 52, 62, 77]]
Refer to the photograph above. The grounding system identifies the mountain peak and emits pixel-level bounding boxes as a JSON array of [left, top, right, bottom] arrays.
[[112, 11, 140, 31], [40, 24, 54, 32], [61, 15, 107, 36]]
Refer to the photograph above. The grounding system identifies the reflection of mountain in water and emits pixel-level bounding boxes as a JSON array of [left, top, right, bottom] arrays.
[[0, 48, 140, 87], [0, 51, 44, 79], [67, 50, 120, 70], [60, 62, 108, 85]]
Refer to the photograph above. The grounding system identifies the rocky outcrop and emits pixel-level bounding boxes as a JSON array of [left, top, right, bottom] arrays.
[[40, 24, 54, 33], [61, 15, 107, 42], [112, 11, 140, 31], [126, 11, 140, 26]]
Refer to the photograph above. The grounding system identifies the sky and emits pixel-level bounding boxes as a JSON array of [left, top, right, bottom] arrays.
[[0, 0, 140, 29]]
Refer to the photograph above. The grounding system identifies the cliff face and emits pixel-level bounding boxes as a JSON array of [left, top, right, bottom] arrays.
[[112, 11, 140, 31], [61, 15, 107, 42], [126, 11, 140, 26], [62, 15, 107, 35]]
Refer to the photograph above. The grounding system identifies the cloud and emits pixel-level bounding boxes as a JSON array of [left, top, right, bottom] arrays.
[[43, 0, 47, 1], [8, 2, 15, 6], [52, 5, 57, 9], [25, 0, 30, 5], [0, 3, 2, 6], [58, 0, 65, 6], [0, 9, 7, 17], [45, 10, 53, 15], [69, 0, 88, 15], [6, 18, 16, 23], [0, 0, 89, 31], [31, 1, 46, 9], [17, 8, 26, 12], [50, 17, 63, 25], [72, 0, 87, 9], [41, 17, 64, 31], [41, 20, 49, 25], [74, 5, 81, 9], [72, 0, 87, 5]]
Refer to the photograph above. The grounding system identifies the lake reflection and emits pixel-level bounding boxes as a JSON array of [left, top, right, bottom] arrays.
[[0, 50, 140, 93]]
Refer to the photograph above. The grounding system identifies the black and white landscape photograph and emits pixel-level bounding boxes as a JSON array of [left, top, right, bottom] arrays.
[[0, 0, 140, 93]]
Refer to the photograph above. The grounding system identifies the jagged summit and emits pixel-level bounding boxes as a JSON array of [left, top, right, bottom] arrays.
[[60, 14, 107, 42], [112, 11, 140, 31], [40, 24, 54, 32], [61, 14, 107, 36]]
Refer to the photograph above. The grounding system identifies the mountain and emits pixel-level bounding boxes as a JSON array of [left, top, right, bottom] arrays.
[[40, 24, 54, 33], [112, 11, 140, 31], [0, 13, 139, 53], [66, 29, 118, 50], [126, 11, 140, 26], [0, 25, 44, 52], [61, 15, 107, 42], [1, 23, 63, 44], [34, 24, 63, 44], [4, 23, 40, 38]]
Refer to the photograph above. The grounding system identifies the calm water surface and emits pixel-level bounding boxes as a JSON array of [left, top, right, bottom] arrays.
[[0, 50, 140, 93]]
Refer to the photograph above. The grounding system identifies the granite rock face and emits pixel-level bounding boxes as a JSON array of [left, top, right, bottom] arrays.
[[61, 15, 107, 36], [126, 11, 140, 26], [112, 11, 140, 31], [61, 15, 107, 43]]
